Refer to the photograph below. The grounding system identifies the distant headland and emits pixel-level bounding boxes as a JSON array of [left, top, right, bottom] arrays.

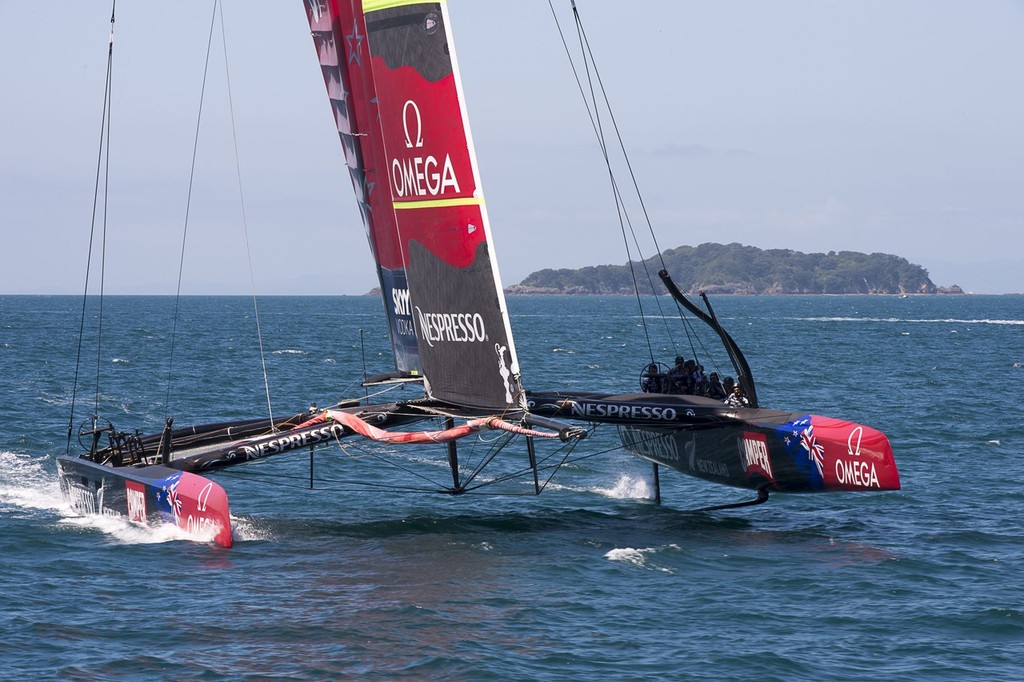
[[505, 242, 964, 296]]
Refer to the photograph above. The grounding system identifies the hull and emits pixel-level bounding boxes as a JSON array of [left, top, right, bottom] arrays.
[[528, 391, 900, 493], [619, 415, 899, 493], [53, 405, 435, 548], [57, 456, 232, 547]]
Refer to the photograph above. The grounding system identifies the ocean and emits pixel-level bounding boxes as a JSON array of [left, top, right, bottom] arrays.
[[1, 294, 1022, 680]]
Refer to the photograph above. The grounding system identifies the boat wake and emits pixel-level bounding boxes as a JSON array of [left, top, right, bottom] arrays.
[[0, 450, 64, 515], [59, 512, 199, 545], [542, 473, 655, 500]]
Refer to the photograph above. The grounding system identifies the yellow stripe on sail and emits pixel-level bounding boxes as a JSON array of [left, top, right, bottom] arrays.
[[363, 0, 445, 13], [392, 197, 484, 211]]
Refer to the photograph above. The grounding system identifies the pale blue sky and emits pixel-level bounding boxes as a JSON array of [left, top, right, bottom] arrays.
[[1, 1, 1021, 294]]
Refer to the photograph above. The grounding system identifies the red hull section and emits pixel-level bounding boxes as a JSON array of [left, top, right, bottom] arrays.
[[58, 457, 233, 548], [802, 416, 900, 492], [165, 471, 233, 547]]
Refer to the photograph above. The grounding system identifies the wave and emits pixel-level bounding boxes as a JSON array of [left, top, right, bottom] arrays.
[[790, 317, 1024, 325]]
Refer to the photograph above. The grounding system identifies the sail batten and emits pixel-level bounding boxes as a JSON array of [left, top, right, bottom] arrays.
[[303, 0, 526, 413]]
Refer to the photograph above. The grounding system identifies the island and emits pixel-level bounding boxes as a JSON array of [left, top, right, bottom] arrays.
[[506, 242, 964, 295]]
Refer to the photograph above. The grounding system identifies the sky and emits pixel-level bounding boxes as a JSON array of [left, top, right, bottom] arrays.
[[1, 1, 1021, 295]]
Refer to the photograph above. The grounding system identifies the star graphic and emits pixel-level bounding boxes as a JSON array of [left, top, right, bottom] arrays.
[[346, 18, 364, 66]]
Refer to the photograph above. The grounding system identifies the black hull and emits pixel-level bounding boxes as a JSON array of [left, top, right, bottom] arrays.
[[528, 390, 900, 493]]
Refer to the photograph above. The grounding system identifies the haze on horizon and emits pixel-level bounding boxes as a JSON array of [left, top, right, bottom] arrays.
[[1, 1, 1020, 296]]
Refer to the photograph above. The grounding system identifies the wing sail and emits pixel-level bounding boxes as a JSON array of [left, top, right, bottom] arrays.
[[304, 0, 525, 413]]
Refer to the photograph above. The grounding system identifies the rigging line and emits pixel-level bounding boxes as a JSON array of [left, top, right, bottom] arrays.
[[464, 437, 583, 494], [357, 381, 418, 403], [571, 4, 680, 355], [524, 426, 632, 468], [94, 9, 116, 423], [568, 4, 656, 365], [460, 423, 599, 493], [686, 301, 727, 375], [553, 4, 689, 364], [458, 432, 518, 490], [454, 440, 594, 495], [535, 442, 581, 494], [666, 294, 700, 362], [163, 0, 220, 418], [666, 289, 716, 369], [605, 170, 680, 350], [213, 466, 436, 493], [68, 2, 117, 455], [344, 444, 454, 491], [573, 7, 667, 274], [557, 3, 659, 362], [555, 6, 678, 354], [217, 2, 275, 431]]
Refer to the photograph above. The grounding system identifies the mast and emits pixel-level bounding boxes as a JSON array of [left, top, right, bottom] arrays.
[[303, 0, 526, 413]]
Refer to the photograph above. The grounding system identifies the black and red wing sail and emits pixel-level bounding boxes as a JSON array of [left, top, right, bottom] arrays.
[[303, 0, 526, 413]]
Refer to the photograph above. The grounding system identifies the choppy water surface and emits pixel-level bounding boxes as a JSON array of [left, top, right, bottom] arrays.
[[1, 294, 1022, 679]]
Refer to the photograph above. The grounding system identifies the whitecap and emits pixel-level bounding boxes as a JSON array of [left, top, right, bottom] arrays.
[[604, 546, 674, 573], [605, 547, 647, 567], [790, 316, 1024, 326]]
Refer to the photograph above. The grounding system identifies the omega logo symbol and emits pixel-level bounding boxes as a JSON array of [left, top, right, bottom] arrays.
[[402, 100, 423, 149], [847, 426, 863, 457]]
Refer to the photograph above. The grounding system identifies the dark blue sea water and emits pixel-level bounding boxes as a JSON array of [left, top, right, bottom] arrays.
[[2, 294, 1022, 679]]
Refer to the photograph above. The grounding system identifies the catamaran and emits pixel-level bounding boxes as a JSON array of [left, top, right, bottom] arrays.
[[57, 1, 899, 548]]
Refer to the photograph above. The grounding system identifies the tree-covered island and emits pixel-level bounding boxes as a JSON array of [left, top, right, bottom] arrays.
[[508, 242, 963, 295]]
